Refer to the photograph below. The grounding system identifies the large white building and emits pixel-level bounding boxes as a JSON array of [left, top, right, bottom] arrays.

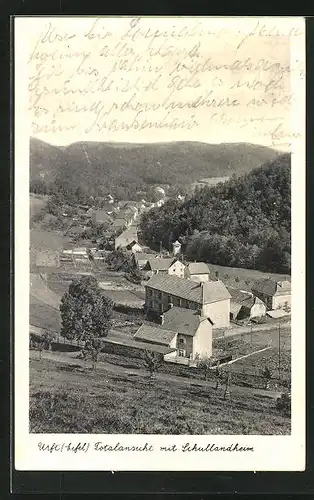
[[145, 273, 231, 328]]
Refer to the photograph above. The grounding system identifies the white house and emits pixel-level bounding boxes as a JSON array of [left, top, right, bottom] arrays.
[[228, 288, 266, 320], [185, 262, 211, 282], [145, 258, 186, 278], [134, 307, 213, 360], [145, 273, 231, 328]]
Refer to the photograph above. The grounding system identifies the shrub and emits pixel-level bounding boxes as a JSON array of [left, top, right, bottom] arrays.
[[276, 392, 291, 417]]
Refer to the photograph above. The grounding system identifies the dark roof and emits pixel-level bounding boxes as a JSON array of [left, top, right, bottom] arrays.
[[133, 323, 176, 345], [147, 258, 176, 271], [252, 278, 291, 296], [187, 262, 211, 275], [162, 307, 212, 336], [230, 302, 242, 317], [104, 330, 175, 354], [228, 288, 254, 306], [146, 274, 231, 304]]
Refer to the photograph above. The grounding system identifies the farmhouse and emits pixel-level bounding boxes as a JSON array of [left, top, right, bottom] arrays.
[[114, 228, 139, 250], [251, 279, 291, 311], [145, 273, 231, 328], [228, 288, 266, 321], [134, 307, 213, 360], [145, 258, 185, 278], [185, 262, 211, 282]]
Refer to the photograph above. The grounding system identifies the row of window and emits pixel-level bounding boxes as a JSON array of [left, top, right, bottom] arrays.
[[146, 288, 198, 310]]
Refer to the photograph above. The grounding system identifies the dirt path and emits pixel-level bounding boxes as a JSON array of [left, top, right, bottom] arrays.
[[30, 350, 281, 400]]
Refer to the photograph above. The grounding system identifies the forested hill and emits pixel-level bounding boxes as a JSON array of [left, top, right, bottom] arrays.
[[30, 138, 280, 200], [140, 154, 291, 274]]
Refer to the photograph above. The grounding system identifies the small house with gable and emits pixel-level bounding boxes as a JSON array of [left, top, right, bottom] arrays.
[[185, 262, 211, 283], [251, 278, 291, 311], [134, 307, 213, 360], [228, 288, 266, 321], [114, 228, 140, 251], [145, 258, 186, 278]]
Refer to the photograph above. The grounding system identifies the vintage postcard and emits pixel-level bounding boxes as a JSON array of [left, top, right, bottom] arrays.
[[14, 16, 305, 471]]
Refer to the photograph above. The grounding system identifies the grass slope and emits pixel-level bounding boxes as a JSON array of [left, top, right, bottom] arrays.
[[30, 355, 290, 435]]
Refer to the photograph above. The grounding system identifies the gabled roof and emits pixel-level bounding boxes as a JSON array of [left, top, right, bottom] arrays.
[[187, 262, 211, 275], [146, 274, 231, 304], [115, 228, 138, 244], [230, 302, 242, 317], [252, 278, 291, 296], [134, 323, 176, 345], [162, 306, 213, 336], [147, 258, 176, 271], [202, 280, 232, 303]]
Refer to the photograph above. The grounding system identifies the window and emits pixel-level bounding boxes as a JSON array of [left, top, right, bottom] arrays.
[[178, 349, 186, 357], [179, 337, 186, 344], [158, 292, 162, 300], [147, 288, 152, 297]]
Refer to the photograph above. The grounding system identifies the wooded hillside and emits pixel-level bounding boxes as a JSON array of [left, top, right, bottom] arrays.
[[30, 138, 280, 201], [140, 154, 291, 274]]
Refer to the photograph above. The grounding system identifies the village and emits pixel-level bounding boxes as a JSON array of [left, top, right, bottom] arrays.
[[30, 187, 291, 371]]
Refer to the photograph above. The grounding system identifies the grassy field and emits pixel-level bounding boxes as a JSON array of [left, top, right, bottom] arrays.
[[29, 355, 290, 435], [30, 295, 62, 332]]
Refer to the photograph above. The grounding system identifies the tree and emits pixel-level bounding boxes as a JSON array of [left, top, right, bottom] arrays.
[[81, 337, 103, 371], [126, 265, 142, 285], [199, 357, 214, 381], [276, 392, 291, 416], [142, 349, 162, 381], [42, 331, 57, 352], [60, 276, 113, 352], [214, 361, 223, 390]]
